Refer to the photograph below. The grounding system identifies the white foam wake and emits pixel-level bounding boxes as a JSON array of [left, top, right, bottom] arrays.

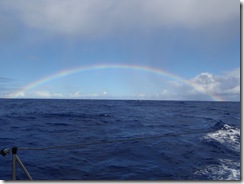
[[194, 159, 240, 180], [203, 124, 240, 152]]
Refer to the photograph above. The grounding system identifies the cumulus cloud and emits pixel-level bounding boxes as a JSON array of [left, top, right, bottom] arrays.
[[0, 0, 239, 38], [191, 68, 240, 97], [165, 68, 240, 101]]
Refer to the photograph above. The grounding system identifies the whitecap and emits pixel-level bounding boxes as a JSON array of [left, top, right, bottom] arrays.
[[203, 124, 240, 152], [194, 159, 240, 180]]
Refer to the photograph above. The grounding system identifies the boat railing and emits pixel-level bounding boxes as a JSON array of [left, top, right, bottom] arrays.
[[1, 147, 33, 180]]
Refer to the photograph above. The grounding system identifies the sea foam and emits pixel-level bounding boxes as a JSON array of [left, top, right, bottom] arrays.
[[203, 124, 240, 152]]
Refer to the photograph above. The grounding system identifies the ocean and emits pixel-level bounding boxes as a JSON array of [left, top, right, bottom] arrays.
[[0, 99, 240, 180]]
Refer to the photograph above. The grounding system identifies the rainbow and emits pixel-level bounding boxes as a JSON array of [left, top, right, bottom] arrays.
[[10, 64, 223, 101]]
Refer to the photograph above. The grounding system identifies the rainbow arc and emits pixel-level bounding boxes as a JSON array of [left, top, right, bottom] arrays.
[[11, 64, 223, 101]]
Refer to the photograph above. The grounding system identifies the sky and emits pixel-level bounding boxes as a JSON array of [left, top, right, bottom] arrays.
[[0, 0, 240, 101]]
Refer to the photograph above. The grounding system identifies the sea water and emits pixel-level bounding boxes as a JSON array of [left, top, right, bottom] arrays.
[[0, 99, 240, 180]]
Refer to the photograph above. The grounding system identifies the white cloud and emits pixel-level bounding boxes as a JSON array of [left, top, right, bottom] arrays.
[[161, 89, 169, 95], [35, 91, 52, 98], [70, 91, 81, 98], [2, 68, 239, 101], [34, 91, 64, 98], [191, 72, 219, 94], [138, 93, 146, 97], [166, 68, 240, 101], [69, 91, 109, 99], [191, 68, 240, 96], [52, 93, 64, 98], [0, 0, 238, 38], [4, 92, 25, 98]]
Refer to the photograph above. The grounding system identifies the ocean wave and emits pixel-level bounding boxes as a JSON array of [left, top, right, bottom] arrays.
[[40, 112, 113, 120], [0, 100, 240, 180], [42, 112, 86, 118], [45, 122, 70, 126], [203, 123, 240, 153], [194, 159, 240, 180]]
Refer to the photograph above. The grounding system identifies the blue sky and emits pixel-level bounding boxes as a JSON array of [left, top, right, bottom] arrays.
[[0, 0, 240, 101]]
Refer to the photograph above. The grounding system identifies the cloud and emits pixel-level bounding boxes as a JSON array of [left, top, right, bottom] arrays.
[[0, 0, 238, 38], [84, 91, 109, 98], [3, 91, 25, 98], [138, 93, 146, 97], [1, 68, 240, 101], [191, 68, 240, 96], [35, 91, 52, 98], [70, 91, 81, 98], [34, 91, 64, 98], [69, 91, 109, 99], [3, 90, 64, 99], [164, 68, 240, 101]]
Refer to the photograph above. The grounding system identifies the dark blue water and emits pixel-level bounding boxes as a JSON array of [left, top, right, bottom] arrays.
[[0, 99, 240, 180]]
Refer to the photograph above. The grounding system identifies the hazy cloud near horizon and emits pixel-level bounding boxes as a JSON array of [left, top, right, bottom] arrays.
[[4, 68, 239, 101]]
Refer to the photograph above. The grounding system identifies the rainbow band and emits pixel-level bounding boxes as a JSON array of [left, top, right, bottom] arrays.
[[11, 64, 223, 101]]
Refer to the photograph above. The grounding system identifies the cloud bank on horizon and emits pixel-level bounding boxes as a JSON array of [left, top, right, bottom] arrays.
[[3, 66, 240, 101], [0, 0, 240, 101]]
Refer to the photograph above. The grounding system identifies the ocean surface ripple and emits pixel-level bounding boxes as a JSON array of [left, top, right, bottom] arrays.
[[0, 99, 240, 180]]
